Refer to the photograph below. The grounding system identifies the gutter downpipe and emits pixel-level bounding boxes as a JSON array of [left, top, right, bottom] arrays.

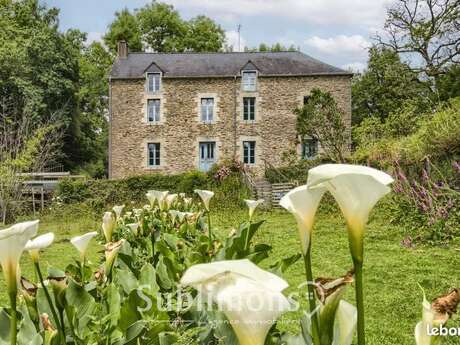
[[233, 74, 238, 159], [108, 76, 112, 179]]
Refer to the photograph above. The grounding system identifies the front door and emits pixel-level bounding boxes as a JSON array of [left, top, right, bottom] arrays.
[[199, 142, 216, 172]]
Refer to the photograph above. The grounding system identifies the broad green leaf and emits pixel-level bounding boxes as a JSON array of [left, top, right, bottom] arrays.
[[139, 263, 160, 294]]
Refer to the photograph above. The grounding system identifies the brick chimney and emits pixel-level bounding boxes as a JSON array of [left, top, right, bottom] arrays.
[[117, 40, 128, 59]]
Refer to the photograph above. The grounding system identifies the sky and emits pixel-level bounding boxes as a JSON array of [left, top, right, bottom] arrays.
[[41, 0, 395, 72]]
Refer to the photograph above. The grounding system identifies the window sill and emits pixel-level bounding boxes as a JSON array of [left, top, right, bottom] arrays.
[[145, 90, 162, 95], [242, 119, 256, 124], [200, 121, 216, 125], [145, 165, 162, 170], [146, 121, 163, 125]]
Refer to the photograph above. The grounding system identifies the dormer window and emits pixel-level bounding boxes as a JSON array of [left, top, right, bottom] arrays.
[[146, 73, 161, 93], [242, 71, 257, 91]]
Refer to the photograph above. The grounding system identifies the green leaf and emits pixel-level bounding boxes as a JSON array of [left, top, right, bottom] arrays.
[[158, 332, 178, 345], [139, 263, 160, 294], [123, 320, 147, 344], [269, 254, 302, 276], [156, 256, 173, 291], [116, 268, 139, 294]]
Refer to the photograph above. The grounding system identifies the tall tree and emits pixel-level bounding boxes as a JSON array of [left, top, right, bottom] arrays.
[[184, 15, 225, 52], [78, 42, 113, 177], [352, 46, 432, 124], [137, 2, 187, 52], [103, 8, 143, 53], [0, 0, 82, 169], [295, 88, 349, 162], [377, 0, 460, 79]]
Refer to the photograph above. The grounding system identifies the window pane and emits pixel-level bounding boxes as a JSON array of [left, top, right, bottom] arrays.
[[148, 143, 160, 166], [201, 98, 214, 122], [147, 73, 161, 92], [243, 141, 255, 164], [242, 72, 256, 91], [243, 97, 256, 121], [148, 100, 160, 122], [302, 139, 318, 159]]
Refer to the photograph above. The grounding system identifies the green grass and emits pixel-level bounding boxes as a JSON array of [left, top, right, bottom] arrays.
[[1, 207, 460, 345]]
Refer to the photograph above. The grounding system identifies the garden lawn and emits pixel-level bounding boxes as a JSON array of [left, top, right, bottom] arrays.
[[1, 208, 460, 345]]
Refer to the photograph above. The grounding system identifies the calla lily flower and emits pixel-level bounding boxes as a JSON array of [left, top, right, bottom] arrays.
[[279, 185, 326, 254], [194, 189, 214, 211], [306, 164, 393, 263], [415, 289, 459, 345], [146, 190, 157, 207], [314, 270, 356, 345], [244, 199, 264, 221], [25, 232, 55, 263], [183, 197, 193, 207], [70, 232, 98, 259], [169, 210, 180, 223], [126, 223, 139, 236], [105, 239, 125, 274], [152, 190, 169, 210], [102, 211, 116, 242], [0, 220, 39, 293], [181, 259, 291, 345], [112, 205, 125, 219], [165, 194, 178, 209]]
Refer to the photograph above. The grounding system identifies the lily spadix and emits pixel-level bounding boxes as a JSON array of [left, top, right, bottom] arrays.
[[314, 270, 356, 345], [25, 232, 55, 263], [415, 289, 459, 345], [244, 199, 264, 221], [181, 259, 291, 345], [70, 231, 98, 260]]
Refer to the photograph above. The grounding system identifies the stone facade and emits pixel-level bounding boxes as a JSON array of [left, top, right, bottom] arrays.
[[109, 75, 351, 179]]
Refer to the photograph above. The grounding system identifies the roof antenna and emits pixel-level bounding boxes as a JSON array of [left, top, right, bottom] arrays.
[[237, 24, 241, 52]]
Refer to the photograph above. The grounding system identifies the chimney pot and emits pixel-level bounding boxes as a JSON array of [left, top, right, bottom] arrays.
[[117, 40, 128, 59]]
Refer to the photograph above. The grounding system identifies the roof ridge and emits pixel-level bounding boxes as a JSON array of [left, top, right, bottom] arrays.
[[127, 51, 301, 55]]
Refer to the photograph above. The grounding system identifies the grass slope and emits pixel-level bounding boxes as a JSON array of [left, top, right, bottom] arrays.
[[1, 208, 459, 345]]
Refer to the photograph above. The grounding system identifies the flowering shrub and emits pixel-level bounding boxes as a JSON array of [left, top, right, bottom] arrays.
[[392, 160, 460, 242]]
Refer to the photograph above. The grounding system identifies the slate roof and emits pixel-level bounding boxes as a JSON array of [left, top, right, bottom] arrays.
[[110, 51, 352, 79]]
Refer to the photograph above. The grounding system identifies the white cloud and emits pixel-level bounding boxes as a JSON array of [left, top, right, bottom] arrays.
[[304, 35, 370, 58], [164, 0, 392, 27], [341, 62, 367, 73], [225, 30, 247, 52], [86, 31, 104, 45]]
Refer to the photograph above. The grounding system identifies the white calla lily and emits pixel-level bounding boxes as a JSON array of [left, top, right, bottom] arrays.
[[126, 223, 139, 236], [0, 220, 39, 293], [181, 259, 291, 345], [415, 289, 459, 345], [102, 211, 116, 242], [244, 199, 264, 220], [194, 189, 214, 211], [112, 205, 125, 219], [169, 210, 180, 223], [306, 164, 393, 262], [165, 193, 178, 209], [25, 232, 55, 263], [70, 232, 97, 259], [146, 190, 157, 207], [279, 185, 326, 255], [152, 190, 169, 210], [333, 301, 358, 345]]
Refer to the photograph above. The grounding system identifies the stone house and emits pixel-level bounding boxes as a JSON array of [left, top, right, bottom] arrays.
[[109, 41, 352, 179]]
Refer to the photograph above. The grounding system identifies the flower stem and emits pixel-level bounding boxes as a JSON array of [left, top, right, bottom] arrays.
[[34, 262, 64, 344], [354, 259, 365, 345], [244, 220, 251, 251], [207, 212, 213, 248], [58, 308, 66, 343], [8, 292, 17, 345], [303, 247, 320, 345]]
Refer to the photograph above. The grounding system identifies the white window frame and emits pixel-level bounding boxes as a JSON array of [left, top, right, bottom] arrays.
[[243, 97, 256, 121], [146, 72, 161, 93], [147, 99, 161, 123], [200, 98, 214, 123], [242, 71, 257, 91], [243, 141, 256, 165], [147, 143, 161, 167]]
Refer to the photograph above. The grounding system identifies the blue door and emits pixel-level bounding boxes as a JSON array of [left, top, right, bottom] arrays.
[[199, 142, 216, 172]]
